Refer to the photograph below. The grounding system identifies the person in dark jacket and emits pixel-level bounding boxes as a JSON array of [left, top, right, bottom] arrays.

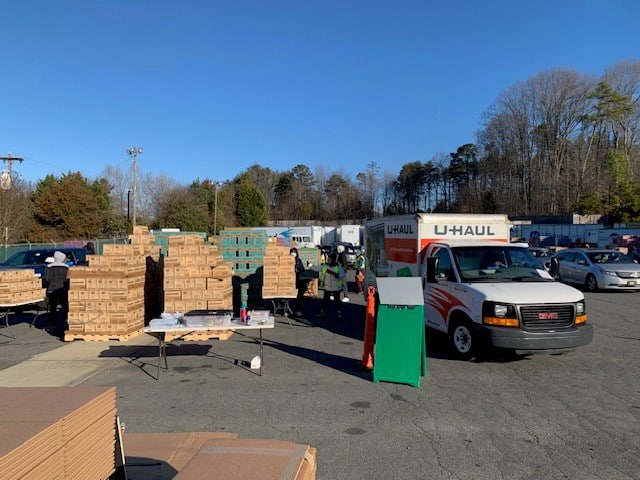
[[336, 244, 350, 302], [42, 251, 69, 332], [318, 252, 345, 318], [290, 247, 306, 316]]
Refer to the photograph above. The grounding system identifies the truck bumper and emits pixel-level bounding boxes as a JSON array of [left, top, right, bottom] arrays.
[[477, 323, 594, 354]]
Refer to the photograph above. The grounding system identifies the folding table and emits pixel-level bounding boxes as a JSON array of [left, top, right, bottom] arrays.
[[0, 298, 46, 339], [143, 317, 274, 380]]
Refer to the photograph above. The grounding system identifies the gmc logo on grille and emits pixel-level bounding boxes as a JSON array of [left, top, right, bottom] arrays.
[[538, 312, 558, 319]]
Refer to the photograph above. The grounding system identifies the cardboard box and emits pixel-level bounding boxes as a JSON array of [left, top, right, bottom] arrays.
[[174, 438, 317, 480], [123, 432, 238, 480], [0, 386, 117, 480]]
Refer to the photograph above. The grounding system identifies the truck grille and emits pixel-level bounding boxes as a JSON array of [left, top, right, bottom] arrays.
[[519, 304, 575, 329]]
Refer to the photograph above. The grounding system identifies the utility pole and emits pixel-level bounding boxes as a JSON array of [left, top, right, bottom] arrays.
[[0, 153, 24, 248], [0, 153, 24, 190], [126, 147, 143, 227]]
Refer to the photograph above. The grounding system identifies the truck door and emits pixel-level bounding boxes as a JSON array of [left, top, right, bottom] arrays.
[[423, 246, 458, 332]]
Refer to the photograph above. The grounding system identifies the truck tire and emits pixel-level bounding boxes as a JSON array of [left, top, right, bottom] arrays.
[[449, 320, 475, 361]]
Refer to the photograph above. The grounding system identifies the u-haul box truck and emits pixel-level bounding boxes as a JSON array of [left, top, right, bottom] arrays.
[[364, 213, 593, 360]]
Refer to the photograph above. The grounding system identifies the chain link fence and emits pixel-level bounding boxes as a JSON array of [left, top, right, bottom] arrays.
[[0, 237, 130, 263]]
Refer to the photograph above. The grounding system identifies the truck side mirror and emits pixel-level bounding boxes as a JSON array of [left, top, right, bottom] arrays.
[[549, 257, 559, 277], [426, 257, 438, 283]]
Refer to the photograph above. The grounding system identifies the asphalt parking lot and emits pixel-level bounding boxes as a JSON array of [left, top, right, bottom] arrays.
[[1, 272, 639, 480]]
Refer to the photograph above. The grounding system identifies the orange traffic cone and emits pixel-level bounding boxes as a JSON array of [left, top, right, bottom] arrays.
[[361, 285, 375, 370]]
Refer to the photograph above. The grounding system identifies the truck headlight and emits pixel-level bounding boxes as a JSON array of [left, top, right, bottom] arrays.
[[575, 301, 587, 324], [494, 304, 509, 317], [483, 302, 518, 327]]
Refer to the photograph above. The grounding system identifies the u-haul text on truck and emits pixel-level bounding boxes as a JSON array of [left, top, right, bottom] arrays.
[[365, 213, 593, 360]]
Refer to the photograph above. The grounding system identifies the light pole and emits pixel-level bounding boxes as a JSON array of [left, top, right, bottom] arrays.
[[126, 147, 143, 227], [1, 172, 9, 248], [213, 181, 221, 235], [126, 189, 131, 223]]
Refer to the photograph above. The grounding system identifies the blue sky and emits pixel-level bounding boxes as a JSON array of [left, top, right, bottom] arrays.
[[1, 0, 638, 186]]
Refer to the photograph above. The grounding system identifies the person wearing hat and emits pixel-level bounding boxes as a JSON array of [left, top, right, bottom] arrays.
[[42, 251, 70, 332], [336, 244, 350, 302]]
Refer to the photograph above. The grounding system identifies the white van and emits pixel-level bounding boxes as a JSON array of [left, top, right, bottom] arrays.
[[364, 213, 593, 359]]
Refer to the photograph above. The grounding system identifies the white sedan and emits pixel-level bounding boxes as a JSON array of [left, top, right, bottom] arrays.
[[552, 248, 640, 292]]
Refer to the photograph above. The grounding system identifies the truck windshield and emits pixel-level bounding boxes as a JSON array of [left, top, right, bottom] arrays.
[[452, 246, 549, 282]]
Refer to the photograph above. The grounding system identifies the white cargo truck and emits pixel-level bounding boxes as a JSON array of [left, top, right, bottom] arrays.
[[252, 226, 323, 248], [336, 224, 362, 247], [364, 213, 593, 360]]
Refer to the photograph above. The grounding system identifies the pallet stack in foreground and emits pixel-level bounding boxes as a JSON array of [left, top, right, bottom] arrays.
[[0, 386, 117, 480]]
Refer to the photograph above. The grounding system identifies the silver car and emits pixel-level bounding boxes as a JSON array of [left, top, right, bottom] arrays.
[[552, 248, 640, 292]]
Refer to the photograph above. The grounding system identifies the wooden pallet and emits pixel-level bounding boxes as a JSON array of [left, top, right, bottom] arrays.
[[63, 328, 144, 342], [163, 329, 234, 342]]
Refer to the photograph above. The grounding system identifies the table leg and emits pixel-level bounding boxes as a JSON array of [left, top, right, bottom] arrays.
[[156, 333, 168, 380], [162, 335, 168, 370], [259, 328, 263, 376], [1, 309, 16, 340]]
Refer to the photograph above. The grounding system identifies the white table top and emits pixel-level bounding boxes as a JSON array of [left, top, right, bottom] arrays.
[[144, 319, 274, 333], [0, 298, 45, 309]]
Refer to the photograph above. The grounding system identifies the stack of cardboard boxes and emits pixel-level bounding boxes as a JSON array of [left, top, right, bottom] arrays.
[[0, 269, 44, 305], [2, 386, 318, 479], [162, 235, 233, 313], [66, 241, 150, 339], [0, 386, 117, 480], [261, 241, 297, 299]]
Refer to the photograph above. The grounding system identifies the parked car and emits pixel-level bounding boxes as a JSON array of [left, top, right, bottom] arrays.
[[318, 242, 358, 267], [0, 248, 89, 277], [551, 248, 640, 292]]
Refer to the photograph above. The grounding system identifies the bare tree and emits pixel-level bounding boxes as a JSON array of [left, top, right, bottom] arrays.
[[478, 69, 592, 215], [0, 177, 33, 244], [138, 172, 180, 226], [100, 164, 129, 219]]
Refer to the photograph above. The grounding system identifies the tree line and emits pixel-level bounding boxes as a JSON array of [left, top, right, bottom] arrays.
[[1, 60, 639, 244]]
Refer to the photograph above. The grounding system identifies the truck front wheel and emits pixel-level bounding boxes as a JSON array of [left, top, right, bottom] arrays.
[[449, 320, 475, 361]]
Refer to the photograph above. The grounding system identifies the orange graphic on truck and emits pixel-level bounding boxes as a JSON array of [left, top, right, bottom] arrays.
[[426, 286, 466, 325]]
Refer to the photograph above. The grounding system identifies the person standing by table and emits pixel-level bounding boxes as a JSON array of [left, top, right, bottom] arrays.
[[318, 252, 345, 319], [42, 251, 70, 332], [290, 247, 306, 316]]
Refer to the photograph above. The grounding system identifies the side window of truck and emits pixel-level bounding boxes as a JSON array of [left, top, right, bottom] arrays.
[[433, 247, 454, 280]]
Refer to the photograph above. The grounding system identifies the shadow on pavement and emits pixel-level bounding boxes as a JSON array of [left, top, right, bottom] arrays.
[[98, 343, 213, 379], [264, 338, 372, 381]]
